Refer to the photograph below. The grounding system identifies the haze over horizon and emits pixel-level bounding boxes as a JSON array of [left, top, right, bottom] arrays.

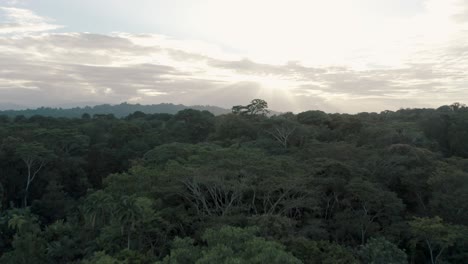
[[1, 0, 467, 113]]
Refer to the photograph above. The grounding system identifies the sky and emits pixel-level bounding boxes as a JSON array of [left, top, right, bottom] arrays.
[[0, 0, 467, 113]]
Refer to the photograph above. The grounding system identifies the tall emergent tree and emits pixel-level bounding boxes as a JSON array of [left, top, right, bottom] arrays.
[[232, 99, 270, 116], [16, 142, 54, 207]]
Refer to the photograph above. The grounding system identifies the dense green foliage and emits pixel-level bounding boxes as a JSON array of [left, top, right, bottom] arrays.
[[0, 102, 230, 118], [0, 100, 467, 263]]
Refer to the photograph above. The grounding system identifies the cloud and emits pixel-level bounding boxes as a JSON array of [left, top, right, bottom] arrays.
[[0, 7, 62, 34], [3, 1, 24, 5], [0, 4, 468, 113], [1, 31, 467, 113], [451, 0, 468, 22]]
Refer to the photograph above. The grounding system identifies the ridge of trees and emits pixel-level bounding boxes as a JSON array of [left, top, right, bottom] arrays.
[[0, 102, 231, 118]]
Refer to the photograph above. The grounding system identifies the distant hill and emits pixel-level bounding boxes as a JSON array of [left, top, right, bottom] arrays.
[[0, 102, 231, 118], [0, 102, 26, 111]]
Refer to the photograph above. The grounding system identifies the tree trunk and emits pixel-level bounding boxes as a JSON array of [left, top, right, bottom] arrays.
[[127, 231, 131, 250], [23, 163, 32, 207], [361, 227, 366, 245], [426, 239, 435, 264]]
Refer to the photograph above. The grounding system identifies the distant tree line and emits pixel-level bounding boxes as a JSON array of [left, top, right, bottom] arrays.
[[0, 102, 231, 118]]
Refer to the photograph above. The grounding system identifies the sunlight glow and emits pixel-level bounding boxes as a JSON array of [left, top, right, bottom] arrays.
[[179, 0, 464, 68]]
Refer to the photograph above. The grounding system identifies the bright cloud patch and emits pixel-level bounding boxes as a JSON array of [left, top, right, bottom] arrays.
[[0, 7, 62, 34]]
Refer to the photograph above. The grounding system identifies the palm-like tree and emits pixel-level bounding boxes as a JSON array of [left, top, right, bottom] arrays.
[[81, 190, 114, 229], [113, 195, 152, 249]]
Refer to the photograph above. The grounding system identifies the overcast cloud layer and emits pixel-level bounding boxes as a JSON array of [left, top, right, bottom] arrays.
[[1, 1, 468, 113]]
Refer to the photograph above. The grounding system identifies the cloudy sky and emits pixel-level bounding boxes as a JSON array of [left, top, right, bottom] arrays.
[[0, 0, 467, 112]]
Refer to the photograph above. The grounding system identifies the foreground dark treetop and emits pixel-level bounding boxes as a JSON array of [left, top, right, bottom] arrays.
[[0, 100, 467, 264]]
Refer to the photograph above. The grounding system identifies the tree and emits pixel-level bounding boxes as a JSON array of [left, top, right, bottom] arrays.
[[296, 110, 330, 126], [82, 190, 114, 229], [160, 226, 302, 264], [30, 181, 74, 224], [0, 182, 4, 210], [157, 237, 202, 264], [409, 216, 464, 264], [232, 99, 270, 116], [171, 109, 215, 143], [358, 237, 407, 264], [43, 220, 84, 263], [287, 238, 358, 264], [33, 129, 89, 157], [0, 209, 47, 264], [428, 161, 468, 224], [162, 147, 311, 218], [15, 142, 54, 207], [265, 117, 298, 149], [339, 178, 404, 245], [81, 113, 91, 119], [214, 114, 258, 141], [178, 170, 246, 217], [112, 196, 154, 250], [376, 144, 434, 213], [81, 251, 123, 264]]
